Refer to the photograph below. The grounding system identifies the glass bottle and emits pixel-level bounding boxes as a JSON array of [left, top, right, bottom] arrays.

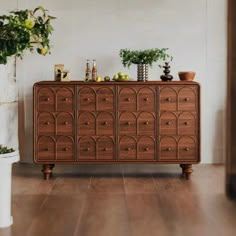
[[91, 59, 97, 82], [85, 59, 90, 82]]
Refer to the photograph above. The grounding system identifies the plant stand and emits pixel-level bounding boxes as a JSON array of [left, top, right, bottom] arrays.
[[0, 151, 19, 228]]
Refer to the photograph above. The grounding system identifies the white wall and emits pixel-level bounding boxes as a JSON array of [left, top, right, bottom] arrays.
[[0, 0, 227, 163]]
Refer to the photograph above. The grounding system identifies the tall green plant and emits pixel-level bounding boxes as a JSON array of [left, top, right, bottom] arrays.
[[0, 6, 56, 64], [120, 48, 173, 68]]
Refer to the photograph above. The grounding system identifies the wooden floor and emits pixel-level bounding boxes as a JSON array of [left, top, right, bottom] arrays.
[[0, 164, 236, 236]]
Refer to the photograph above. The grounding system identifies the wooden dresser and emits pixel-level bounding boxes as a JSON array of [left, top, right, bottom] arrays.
[[33, 81, 200, 179]]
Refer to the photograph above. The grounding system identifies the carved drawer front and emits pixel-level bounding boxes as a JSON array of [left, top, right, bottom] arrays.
[[137, 112, 155, 136], [178, 137, 197, 160], [56, 113, 74, 136], [178, 112, 196, 135], [56, 87, 74, 112], [159, 87, 177, 111], [160, 112, 177, 136], [97, 87, 115, 111], [56, 136, 75, 161], [119, 136, 137, 160], [97, 112, 115, 136], [38, 113, 55, 135], [159, 137, 178, 161], [178, 87, 196, 111], [119, 87, 137, 111], [38, 87, 55, 112], [78, 137, 96, 160], [78, 87, 96, 111], [138, 87, 155, 111], [138, 136, 155, 160], [37, 136, 55, 161], [78, 112, 96, 136], [97, 137, 115, 160], [119, 112, 136, 136]]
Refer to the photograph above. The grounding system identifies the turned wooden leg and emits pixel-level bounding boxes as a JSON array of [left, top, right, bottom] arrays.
[[180, 164, 193, 180], [42, 164, 55, 180]]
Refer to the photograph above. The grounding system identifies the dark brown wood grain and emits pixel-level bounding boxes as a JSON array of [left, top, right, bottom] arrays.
[[33, 81, 200, 179]]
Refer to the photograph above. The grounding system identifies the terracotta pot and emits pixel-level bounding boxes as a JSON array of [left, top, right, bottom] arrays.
[[178, 71, 196, 81]]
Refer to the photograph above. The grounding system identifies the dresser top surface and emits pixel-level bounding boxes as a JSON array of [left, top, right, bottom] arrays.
[[34, 80, 200, 86]]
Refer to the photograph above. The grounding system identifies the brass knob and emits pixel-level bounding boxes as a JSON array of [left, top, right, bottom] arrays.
[[166, 97, 171, 102], [45, 97, 50, 101], [126, 98, 131, 101], [64, 121, 68, 125], [145, 147, 149, 151], [185, 147, 190, 151], [144, 97, 149, 101], [127, 147, 131, 151], [126, 121, 131, 126], [166, 121, 171, 125], [185, 98, 190, 101], [167, 147, 171, 151], [144, 121, 149, 125], [185, 121, 189, 125]]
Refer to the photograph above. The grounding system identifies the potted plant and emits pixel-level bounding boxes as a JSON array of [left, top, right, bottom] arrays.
[[0, 145, 19, 228], [119, 48, 172, 81], [0, 6, 55, 228]]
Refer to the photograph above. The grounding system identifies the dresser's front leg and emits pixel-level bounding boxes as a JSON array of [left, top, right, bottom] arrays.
[[42, 164, 55, 180], [180, 164, 193, 180]]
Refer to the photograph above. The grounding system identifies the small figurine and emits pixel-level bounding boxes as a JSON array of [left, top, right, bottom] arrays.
[[160, 62, 173, 81]]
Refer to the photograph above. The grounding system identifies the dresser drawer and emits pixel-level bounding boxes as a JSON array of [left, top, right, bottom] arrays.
[[118, 87, 137, 111], [38, 113, 55, 135], [37, 136, 56, 161], [160, 112, 177, 136], [78, 112, 96, 136], [97, 112, 115, 136], [78, 137, 96, 160], [137, 136, 155, 160], [56, 112, 74, 136], [159, 87, 177, 111], [37, 87, 55, 112], [137, 112, 155, 136], [178, 87, 197, 111], [97, 137, 115, 160], [159, 136, 178, 161], [56, 136, 75, 161], [78, 87, 96, 111], [56, 87, 74, 112], [178, 136, 197, 160], [138, 87, 155, 111], [178, 112, 196, 135], [97, 86, 115, 111], [119, 112, 136, 136], [119, 136, 137, 160]]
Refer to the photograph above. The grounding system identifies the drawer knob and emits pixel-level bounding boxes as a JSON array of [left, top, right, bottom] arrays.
[[144, 121, 149, 125], [45, 121, 50, 125], [185, 147, 190, 151], [44, 148, 49, 151], [85, 122, 90, 125], [126, 98, 131, 101], [166, 121, 171, 125], [84, 98, 90, 102], [126, 121, 131, 126], [103, 148, 108, 151], [167, 147, 171, 151], [86, 148, 90, 151], [103, 98, 108, 102], [166, 97, 171, 102], [184, 121, 189, 125], [145, 147, 149, 151], [144, 97, 149, 101], [64, 121, 68, 125], [126, 147, 131, 151], [45, 97, 50, 101], [63, 148, 68, 151], [103, 121, 108, 126], [64, 98, 68, 101], [185, 98, 190, 101]]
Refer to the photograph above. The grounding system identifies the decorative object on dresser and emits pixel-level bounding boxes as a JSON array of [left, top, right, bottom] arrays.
[[160, 62, 173, 81], [178, 71, 196, 81], [33, 81, 200, 180], [119, 48, 173, 81]]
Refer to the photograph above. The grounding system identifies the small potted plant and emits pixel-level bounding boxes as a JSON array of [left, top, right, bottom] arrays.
[[119, 48, 172, 81], [0, 145, 19, 228]]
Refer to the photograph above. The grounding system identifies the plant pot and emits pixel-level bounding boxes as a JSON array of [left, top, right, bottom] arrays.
[[0, 150, 19, 228], [137, 64, 148, 81]]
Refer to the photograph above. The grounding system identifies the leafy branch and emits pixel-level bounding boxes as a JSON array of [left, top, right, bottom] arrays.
[[120, 48, 173, 68], [0, 145, 14, 154], [0, 6, 56, 64]]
